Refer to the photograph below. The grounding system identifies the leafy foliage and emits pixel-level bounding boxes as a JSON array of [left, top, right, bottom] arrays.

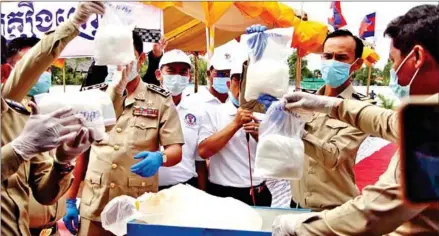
[[288, 51, 313, 82], [377, 93, 395, 110], [190, 55, 208, 85]]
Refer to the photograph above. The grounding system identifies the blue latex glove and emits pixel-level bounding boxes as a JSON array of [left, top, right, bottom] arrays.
[[131, 151, 163, 178], [257, 93, 280, 112], [246, 24, 267, 34], [63, 198, 79, 235]]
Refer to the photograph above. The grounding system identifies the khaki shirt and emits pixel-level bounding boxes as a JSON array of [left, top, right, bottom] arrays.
[[295, 94, 439, 235], [79, 81, 184, 222], [291, 84, 369, 211], [1, 20, 78, 236]]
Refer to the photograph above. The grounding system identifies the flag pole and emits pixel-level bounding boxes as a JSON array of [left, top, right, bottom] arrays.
[[366, 65, 372, 95], [295, 2, 305, 92], [62, 60, 66, 93]]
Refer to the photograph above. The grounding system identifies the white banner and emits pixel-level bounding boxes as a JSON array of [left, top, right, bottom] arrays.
[[1, 1, 162, 58]]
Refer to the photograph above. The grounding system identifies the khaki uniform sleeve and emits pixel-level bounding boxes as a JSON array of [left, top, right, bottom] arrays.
[[302, 126, 368, 169], [2, 20, 79, 102], [159, 96, 184, 146], [28, 152, 73, 205], [295, 153, 428, 235], [330, 100, 399, 143], [1, 143, 25, 182]]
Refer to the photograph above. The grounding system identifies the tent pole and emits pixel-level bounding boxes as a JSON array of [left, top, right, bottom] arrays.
[[194, 52, 199, 93], [366, 65, 372, 95], [296, 53, 302, 91]]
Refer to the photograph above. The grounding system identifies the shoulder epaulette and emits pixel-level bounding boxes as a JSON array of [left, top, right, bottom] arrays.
[[5, 99, 30, 115], [147, 84, 171, 97], [352, 92, 377, 105], [80, 83, 108, 92]]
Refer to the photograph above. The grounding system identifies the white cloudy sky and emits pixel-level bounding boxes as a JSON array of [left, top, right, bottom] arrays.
[[216, 1, 434, 70]]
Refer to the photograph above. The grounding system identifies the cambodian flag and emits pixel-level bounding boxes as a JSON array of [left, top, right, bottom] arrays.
[[359, 12, 376, 39], [328, 1, 347, 30]]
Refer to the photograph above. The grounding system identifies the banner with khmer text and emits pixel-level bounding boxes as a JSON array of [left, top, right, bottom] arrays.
[[1, 1, 162, 58]]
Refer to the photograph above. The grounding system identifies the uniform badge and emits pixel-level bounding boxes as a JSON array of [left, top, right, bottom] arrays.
[[133, 105, 159, 118], [184, 113, 197, 126]]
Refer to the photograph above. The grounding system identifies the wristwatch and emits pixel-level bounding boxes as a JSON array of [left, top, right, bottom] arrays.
[[161, 152, 167, 164]]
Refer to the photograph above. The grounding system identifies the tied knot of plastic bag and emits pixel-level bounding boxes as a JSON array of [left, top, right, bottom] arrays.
[[259, 100, 305, 138], [247, 32, 268, 62], [101, 195, 139, 236]]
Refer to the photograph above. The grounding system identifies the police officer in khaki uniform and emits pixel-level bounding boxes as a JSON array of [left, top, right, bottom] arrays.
[[1, 3, 104, 236], [74, 32, 184, 236], [289, 30, 370, 211], [275, 4, 439, 234]]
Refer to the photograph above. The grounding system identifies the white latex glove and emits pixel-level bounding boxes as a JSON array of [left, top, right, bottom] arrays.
[[282, 92, 342, 114], [109, 63, 132, 95], [71, 2, 105, 27], [11, 102, 85, 160], [272, 212, 320, 236], [55, 127, 95, 165]]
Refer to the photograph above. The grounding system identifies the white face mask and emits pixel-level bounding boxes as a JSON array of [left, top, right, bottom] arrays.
[[162, 74, 190, 96], [128, 60, 138, 82]]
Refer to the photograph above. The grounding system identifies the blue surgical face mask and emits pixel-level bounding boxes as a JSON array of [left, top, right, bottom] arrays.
[[228, 91, 240, 107], [28, 71, 51, 96], [389, 50, 419, 100], [321, 59, 355, 88], [212, 77, 229, 94], [162, 74, 190, 96]]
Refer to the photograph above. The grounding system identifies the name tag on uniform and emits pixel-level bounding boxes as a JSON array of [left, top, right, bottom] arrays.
[[133, 105, 158, 118]]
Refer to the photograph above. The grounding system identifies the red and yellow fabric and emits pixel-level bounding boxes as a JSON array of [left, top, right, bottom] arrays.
[[52, 58, 65, 68], [362, 46, 380, 67], [291, 20, 328, 57]]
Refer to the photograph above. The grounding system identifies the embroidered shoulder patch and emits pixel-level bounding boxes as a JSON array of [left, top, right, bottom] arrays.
[[147, 84, 171, 97]]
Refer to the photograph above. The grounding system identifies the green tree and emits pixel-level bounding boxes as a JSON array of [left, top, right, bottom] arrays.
[[352, 66, 383, 86], [190, 55, 208, 85], [381, 59, 392, 86], [377, 93, 395, 110], [51, 58, 91, 86], [288, 51, 313, 81]]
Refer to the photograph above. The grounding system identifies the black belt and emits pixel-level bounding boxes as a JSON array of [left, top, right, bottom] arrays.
[[30, 224, 58, 236]]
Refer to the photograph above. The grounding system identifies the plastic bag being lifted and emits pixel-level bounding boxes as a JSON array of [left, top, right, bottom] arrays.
[[94, 2, 136, 66], [101, 184, 263, 235], [244, 31, 291, 101], [255, 101, 305, 180], [34, 90, 116, 141]]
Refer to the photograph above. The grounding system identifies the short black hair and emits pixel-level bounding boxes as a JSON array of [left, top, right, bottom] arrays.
[[133, 31, 143, 55], [323, 29, 364, 59], [1, 36, 7, 65], [384, 4, 439, 63], [81, 61, 108, 88], [6, 36, 40, 59]]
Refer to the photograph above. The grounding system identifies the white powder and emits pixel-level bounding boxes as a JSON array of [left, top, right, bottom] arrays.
[[255, 134, 304, 180]]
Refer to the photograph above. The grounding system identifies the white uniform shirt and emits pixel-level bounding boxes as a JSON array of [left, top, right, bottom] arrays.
[[198, 100, 263, 188], [158, 88, 222, 186]]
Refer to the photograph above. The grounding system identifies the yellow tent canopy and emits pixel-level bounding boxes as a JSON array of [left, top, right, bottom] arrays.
[[142, 1, 305, 52]]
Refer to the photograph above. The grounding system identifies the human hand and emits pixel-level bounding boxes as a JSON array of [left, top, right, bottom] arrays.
[[283, 92, 342, 114], [246, 24, 267, 34], [55, 127, 94, 165], [152, 37, 168, 58], [11, 102, 84, 160], [272, 212, 320, 236], [257, 93, 279, 112], [243, 115, 260, 136], [109, 63, 132, 95], [130, 151, 163, 178], [71, 2, 105, 27], [63, 198, 79, 235], [233, 108, 253, 128]]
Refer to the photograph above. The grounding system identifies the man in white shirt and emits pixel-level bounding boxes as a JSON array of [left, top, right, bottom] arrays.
[[155, 50, 205, 190], [198, 62, 272, 206]]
